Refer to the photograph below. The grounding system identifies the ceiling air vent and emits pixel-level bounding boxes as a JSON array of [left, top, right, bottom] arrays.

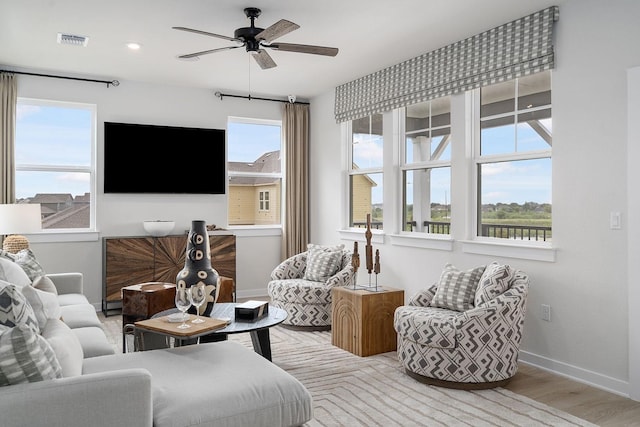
[[57, 33, 89, 47]]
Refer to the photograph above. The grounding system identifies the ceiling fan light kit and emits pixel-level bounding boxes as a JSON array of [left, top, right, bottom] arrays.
[[173, 7, 338, 69]]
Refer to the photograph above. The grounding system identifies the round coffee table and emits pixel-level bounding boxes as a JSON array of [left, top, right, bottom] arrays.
[[151, 303, 286, 361]]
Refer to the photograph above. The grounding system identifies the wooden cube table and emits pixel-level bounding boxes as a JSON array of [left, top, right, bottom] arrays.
[[122, 282, 177, 325], [331, 286, 404, 357]]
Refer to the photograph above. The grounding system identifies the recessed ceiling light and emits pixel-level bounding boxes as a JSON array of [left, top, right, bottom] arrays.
[[127, 42, 142, 50]]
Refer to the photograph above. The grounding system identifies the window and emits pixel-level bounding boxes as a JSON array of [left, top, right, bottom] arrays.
[[227, 117, 282, 226], [349, 114, 383, 229], [402, 96, 451, 234], [476, 71, 552, 242], [15, 98, 96, 231], [259, 191, 270, 211]]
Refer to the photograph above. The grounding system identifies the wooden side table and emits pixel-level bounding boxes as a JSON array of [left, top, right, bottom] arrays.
[[331, 286, 404, 357]]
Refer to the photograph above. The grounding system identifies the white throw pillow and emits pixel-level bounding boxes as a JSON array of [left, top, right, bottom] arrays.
[[21, 285, 62, 330], [40, 318, 83, 377], [0, 325, 63, 386], [32, 275, 58, 295], [0, 257, 32, 288]]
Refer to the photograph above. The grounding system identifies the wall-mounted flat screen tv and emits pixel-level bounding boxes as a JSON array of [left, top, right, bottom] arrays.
[[104, 121, 226, 194]]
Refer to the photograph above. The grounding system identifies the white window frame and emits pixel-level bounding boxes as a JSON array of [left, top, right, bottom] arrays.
[[399, 98, 452, 236], [346, 114, 384, 232], [14, 97, 97, 239], [259, 190, 270, 212]]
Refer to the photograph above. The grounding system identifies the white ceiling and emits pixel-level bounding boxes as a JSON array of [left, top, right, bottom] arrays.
[[0, 0, 559, 100]]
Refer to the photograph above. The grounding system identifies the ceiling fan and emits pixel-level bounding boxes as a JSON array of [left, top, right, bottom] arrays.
[[173, 7, 339, 69]]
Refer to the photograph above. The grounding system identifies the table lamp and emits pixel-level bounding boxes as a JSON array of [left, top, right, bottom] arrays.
[[0, 204, 42, 253]]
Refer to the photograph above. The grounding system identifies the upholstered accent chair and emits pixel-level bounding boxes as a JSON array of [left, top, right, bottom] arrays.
[[393, 263, 529, 389], [267, 244, 355, 328]]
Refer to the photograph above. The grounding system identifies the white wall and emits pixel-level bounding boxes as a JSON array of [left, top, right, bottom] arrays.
[[310, 0, 640, 397], [18, 76, 283, 305]]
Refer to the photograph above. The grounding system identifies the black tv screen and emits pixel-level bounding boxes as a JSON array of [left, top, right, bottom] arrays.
[[104, 122, 226, 194]]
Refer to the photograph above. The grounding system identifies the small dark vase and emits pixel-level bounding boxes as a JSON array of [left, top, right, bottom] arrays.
[[176, 220, 219, 316]]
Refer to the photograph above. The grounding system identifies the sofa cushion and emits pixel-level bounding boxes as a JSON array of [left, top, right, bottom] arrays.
[[57, 293, 90, 307], [59, 304, 103, 329], [0, 257, 31, 289], [83, 340, 313, 427], [13, 249, 46, 282], [0, 324, 62, 386], [32, 275, 58, 295], [71, 327, 115, 358], [475, 262, 515, 306], [21, 285, 62, 330], [304, 244, 343, 282], [431, 264, 486, 311], [0, 280, 40, 334], [40, 318, 84, 377]]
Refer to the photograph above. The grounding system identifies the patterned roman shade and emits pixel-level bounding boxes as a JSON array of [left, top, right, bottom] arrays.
[[334, 6, 559, 122]]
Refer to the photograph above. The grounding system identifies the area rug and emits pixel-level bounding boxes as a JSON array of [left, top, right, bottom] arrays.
[[100, 316, 595, 427]]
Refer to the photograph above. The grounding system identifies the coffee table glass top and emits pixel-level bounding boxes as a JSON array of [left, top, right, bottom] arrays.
[[153, 303, 287, 334]]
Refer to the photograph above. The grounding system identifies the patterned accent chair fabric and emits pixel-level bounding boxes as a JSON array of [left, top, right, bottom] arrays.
[[393, 269, 529, 389], [267, 249, 355, 327]]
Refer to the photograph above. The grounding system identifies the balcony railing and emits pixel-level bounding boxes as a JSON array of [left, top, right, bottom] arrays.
[[403, 221, 551, 242], [353, 221, 383, 229], [480, 223, 551, 241]]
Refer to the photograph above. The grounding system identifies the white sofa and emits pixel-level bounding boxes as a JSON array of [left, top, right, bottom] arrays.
[[0, 257, 313, 427]]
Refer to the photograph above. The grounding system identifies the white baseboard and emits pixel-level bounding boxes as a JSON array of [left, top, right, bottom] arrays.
[[519, 350, 630, 398], [236, 288, 269, 300]]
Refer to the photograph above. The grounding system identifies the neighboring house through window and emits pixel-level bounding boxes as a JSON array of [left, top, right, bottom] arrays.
[[227, 117, 282, 226], [349, 114, 383, 229], [14, 98, 96, 231]]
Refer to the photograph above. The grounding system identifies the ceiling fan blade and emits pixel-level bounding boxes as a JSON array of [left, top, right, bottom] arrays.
[[252, 49, 277, 69], [178, 45, 242, 59], [256, 19, 300, 43], [172, 26, 240, 43], [268, 42, 339, 57]]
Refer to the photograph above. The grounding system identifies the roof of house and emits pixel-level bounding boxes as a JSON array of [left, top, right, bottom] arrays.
[[41, 204, 90, 229]]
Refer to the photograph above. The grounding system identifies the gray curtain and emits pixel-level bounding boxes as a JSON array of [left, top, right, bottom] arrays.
[[335, 6, 559, 122], [281, 103, 309, 259], [0, 72, 17, 247]]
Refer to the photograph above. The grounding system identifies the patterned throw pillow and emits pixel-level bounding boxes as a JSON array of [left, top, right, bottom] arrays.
[[0, 280, 40, 334], [303, 244, 344, 282], [0, 325, 63, 386], [474, 262, 515, 306], [431, 264, 486, 311], [14, 249, 46, 282]]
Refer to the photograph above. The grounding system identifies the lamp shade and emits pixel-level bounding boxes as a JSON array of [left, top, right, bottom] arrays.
[[0, 204, 42, 234]]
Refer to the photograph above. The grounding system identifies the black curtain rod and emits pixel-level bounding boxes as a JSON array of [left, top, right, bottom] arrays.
[[0, 69, 119, 87], [214, 91, 309, 105]]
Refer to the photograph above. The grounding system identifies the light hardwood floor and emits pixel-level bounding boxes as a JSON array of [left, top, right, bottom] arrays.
[[234, 298, 640, 425], [505, 364, 640, 426]]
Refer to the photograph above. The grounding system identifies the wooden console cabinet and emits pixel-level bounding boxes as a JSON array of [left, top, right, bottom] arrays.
[[331, 286, 404, 357], [102, 234, 236, 312]]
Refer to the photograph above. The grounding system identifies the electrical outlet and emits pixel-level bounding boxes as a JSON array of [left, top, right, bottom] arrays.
[[541, 304, 551, 322]]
